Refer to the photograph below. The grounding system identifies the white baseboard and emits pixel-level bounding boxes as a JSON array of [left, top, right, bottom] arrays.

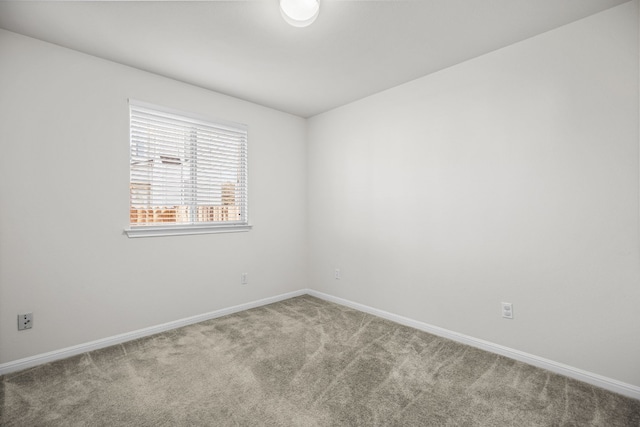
[[307, 290, 640, 401], [0, 289, 306, 376], [2, 288, 639, 401]]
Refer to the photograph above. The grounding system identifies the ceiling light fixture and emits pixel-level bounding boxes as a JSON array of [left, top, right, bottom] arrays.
[[280, 0, 320, 28]]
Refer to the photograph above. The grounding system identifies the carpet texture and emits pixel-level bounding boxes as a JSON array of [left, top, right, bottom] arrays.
[[1, 295, 639, 426]]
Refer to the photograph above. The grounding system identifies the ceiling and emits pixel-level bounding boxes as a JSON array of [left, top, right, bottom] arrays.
[[0, 0, 630, 118]]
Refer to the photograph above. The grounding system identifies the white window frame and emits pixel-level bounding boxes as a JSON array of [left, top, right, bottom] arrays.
[[124, 100, 251, 238]]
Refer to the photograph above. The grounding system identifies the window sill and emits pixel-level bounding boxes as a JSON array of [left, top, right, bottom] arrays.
[[124, 224, 252, 238]]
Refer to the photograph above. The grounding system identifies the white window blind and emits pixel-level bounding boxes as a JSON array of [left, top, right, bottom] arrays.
[[127, 100, 248, 236]]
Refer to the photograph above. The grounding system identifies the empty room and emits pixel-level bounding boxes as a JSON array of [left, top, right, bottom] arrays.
[[1, 0, 639, 425]]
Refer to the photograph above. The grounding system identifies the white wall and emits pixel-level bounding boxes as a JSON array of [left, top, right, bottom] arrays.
[[0, 30, 307, 364], [308, 1, 640, 387]]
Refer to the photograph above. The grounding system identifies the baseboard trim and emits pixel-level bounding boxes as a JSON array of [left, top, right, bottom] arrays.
[[307, 289, 640, 401], [0, 289, 306, 376], [3, 288, 639, 401]]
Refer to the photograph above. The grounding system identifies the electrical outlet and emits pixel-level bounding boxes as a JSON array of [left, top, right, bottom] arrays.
[[241, 273, 248, 285], [18, 313, 33, 330], [334, 268, 341, 280], [502, 302, 513, 319]]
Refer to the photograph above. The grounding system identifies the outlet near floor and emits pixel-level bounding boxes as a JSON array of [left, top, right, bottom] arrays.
[[18, 313, 33, 330], [501, 302, 513, 319]]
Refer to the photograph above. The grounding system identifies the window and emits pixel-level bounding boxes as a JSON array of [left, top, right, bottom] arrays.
[[125, 100, 249, 237]]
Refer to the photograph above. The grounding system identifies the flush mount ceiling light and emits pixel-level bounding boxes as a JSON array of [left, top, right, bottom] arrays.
[[280, 0, 320, 28]]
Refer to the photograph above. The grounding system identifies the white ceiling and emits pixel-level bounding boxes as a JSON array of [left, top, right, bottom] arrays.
[[0, 0, 630, 117]]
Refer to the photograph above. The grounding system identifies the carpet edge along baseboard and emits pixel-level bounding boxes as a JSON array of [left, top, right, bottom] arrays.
[[1, 288, 638, 401]]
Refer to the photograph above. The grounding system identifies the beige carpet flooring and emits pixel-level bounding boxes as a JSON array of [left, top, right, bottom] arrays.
[[1, 295, 639, 426]]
